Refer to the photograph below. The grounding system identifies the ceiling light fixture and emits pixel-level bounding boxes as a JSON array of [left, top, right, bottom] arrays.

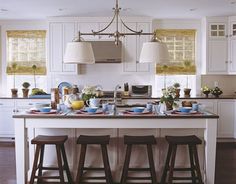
[[64, 0, 169, 64]]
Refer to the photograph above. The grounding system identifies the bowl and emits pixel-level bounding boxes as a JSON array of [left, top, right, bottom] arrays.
[[71, 100, 84, 110], [39, 107, 52, 113], [86, 107, 98, 113], [179, 107, 192, 113], [35, 102, 50, 110], [132, 107, 145, 113]]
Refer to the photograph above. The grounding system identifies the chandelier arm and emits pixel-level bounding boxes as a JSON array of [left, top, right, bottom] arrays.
[[92, 13, 116, 34], [119, 16, 143, 34]]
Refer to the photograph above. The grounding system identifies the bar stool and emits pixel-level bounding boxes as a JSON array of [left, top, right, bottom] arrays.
[[29, 135, 73, 184], [161, 135, 203, 184], [120, 135, 157, 184], [75, 135, 113, 184]]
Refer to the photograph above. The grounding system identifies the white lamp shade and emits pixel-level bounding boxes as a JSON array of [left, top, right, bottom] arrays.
[[139, 42, 169, 63], [64, 42, 95, 64]]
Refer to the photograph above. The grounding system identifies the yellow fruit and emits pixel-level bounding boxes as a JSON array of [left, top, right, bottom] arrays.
[[71, 100, 84, 110]]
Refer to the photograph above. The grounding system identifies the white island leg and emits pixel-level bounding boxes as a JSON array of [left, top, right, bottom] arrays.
[[204, 119, 217, 184], [15, 118, 27, 184]]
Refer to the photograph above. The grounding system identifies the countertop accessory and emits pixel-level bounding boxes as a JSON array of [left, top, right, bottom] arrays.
[[131, 107, 145, 113], [211, 86, 223, 98], [179, 107, 192, 113], [64, 0, 168, 64], [58, 82, 72, 95]]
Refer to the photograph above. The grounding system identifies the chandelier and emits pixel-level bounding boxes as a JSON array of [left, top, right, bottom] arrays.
[[64, 0, 169, 64]]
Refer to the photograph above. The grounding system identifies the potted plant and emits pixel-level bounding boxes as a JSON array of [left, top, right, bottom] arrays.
[[173, 82, 180, 98], [201, 85, 211, 98], [183, 60, 192, 97], [10, 62, 18, 97], [22, 82, 30, 98], [211, 86, 223, 98], [160, 86, 178, 111], [81, 86, 97, 106], [32, 64, 37, 89]]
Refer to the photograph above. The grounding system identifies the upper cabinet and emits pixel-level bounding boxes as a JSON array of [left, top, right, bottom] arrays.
[[122, 21, 151, 73], [49, 21, 78, 74], [203, 16, 236, 74], [48, 17, 152, 75]]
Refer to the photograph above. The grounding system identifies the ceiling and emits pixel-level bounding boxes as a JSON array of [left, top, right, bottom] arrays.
[[0, 0, 235, 20]]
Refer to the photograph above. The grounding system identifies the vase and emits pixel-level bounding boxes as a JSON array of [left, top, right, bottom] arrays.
[[22, 88, 29, 98], [184, 88, 191, 98], [11, 88, 18, 98], [175, 88, 180, 98], [165, 101, 173, 111]]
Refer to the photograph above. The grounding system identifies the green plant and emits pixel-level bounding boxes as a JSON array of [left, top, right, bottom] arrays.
[[32, 65, 37, 88], [11, 62, 17, 89], [160, 86, 178, 107], [81, 86, 96, 101], [183, 60, 193, 88], [173, 82, 180, 89], [22, 82, 30, 89]]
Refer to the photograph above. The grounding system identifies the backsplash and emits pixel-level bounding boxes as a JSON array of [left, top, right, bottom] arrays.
[[201, 75, 236, 95]]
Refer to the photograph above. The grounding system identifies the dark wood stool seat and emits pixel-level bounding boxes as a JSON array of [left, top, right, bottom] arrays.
[[77, 135, 110, 145], [120, 135, 157, 184], [75, 135, 113, 184], [29, 135, 73, 184], [161, 135, 203, 184]]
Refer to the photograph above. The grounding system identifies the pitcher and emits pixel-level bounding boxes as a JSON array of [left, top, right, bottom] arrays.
[[86, 98, 101, 107]]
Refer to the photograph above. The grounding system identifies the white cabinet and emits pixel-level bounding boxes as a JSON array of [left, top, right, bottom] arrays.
[[204, 16, 236, 74], [0, 99, 15, 138], [122, 22, 151, 73], [217, 100, 235, 138], [49, 22, 78, 74]]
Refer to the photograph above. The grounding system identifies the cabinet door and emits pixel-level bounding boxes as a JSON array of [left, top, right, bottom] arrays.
[[49, 23, 63, 72], [136, 22, 150, 72], [122, 22, 137, 72], [209, 23, 227, 38], [62, 23, 77, 72], [217, 100, 235, 138], [208, 39, 228, 73], [49, 22, 77, 74], [229, 21, 236, 73], [0, 100, 15, 138]]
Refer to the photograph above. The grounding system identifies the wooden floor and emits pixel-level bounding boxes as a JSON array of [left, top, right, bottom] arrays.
[[1, 141, 236, 184]]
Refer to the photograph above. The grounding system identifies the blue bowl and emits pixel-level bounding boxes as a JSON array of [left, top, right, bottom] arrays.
[[179, 107, 192, 113], [86, 107, 98, 113], [132, 107, 145, 113], [39, 107, 52, 113]]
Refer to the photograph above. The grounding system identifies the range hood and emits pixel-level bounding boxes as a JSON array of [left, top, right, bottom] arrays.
[[90, 41, 122, 63]]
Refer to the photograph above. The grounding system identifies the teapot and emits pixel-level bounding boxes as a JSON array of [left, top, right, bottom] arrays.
[[86, 98, 101, 108]]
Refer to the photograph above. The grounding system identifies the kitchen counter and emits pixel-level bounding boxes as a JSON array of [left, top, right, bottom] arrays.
[[13, 111, 218, 184], [121, 95, 236, 99]]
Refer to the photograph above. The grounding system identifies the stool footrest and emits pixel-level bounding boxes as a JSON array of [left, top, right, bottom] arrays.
[[39, 166, 64, 170], [128, 167, 151, 171], [173, 167, 192, 171], [83, 167, 105, 171], [35, 175, 60, 179], [127, 176, 152, 180], [82, 176, 106, 180], [172, 176, 200, 180]]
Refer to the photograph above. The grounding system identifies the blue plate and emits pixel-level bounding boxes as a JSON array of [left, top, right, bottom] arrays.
[[58, 82, 72, 94]]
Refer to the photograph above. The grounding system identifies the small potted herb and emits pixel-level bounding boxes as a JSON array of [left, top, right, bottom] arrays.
[[10, 62, 18, 97], [173, 82, 180, 98], [22, 82, 30, 98]]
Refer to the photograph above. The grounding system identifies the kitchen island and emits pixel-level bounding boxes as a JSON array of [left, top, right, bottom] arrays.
[[13, 112, 218, 184]]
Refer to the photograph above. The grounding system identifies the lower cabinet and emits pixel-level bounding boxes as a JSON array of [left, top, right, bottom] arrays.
[[217, 100, 235, 138], [0, 99, 15, 138]]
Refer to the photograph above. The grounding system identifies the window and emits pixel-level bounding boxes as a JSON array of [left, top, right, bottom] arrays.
[[6, 30, 46, 75], [155, 29, 196, 75]]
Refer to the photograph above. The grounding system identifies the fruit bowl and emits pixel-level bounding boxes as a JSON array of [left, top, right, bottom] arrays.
[[131, 107, 145, 113], [211, 87, 223, 98], [179, 107, 192, 113]]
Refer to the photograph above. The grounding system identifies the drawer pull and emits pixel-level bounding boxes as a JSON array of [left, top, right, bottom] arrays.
[[0, 103, 3, 105], [28, 103, 33, 105]]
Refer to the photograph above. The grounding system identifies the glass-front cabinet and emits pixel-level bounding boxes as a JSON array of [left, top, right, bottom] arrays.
[[209, 23, 227, 38]]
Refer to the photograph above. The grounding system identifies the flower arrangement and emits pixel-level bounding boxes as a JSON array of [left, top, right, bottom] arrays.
[[211, 87, 223, 97], [160, 86, 178, 110], [201, 85, 211, 97], [81, 86, 96, 101]]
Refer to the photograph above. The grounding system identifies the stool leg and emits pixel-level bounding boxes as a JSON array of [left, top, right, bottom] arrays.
[[189, 145, 196, 183], [37, 145, 45, 184], [75, 144, 87, 184], [101, 145, 113, 184], [161, 144, 173, 184], [147, 144, 157, 184], [61, 145, 73, 184], [120, 144, 132, 184], [168, 144, 177, 184], [192, 145, 203, 184], [56, 145, 65, 183], [29, 145, 41, 184]]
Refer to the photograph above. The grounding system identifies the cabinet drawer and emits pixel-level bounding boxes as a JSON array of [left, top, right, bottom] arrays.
[[0, 99, 15, 107]]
